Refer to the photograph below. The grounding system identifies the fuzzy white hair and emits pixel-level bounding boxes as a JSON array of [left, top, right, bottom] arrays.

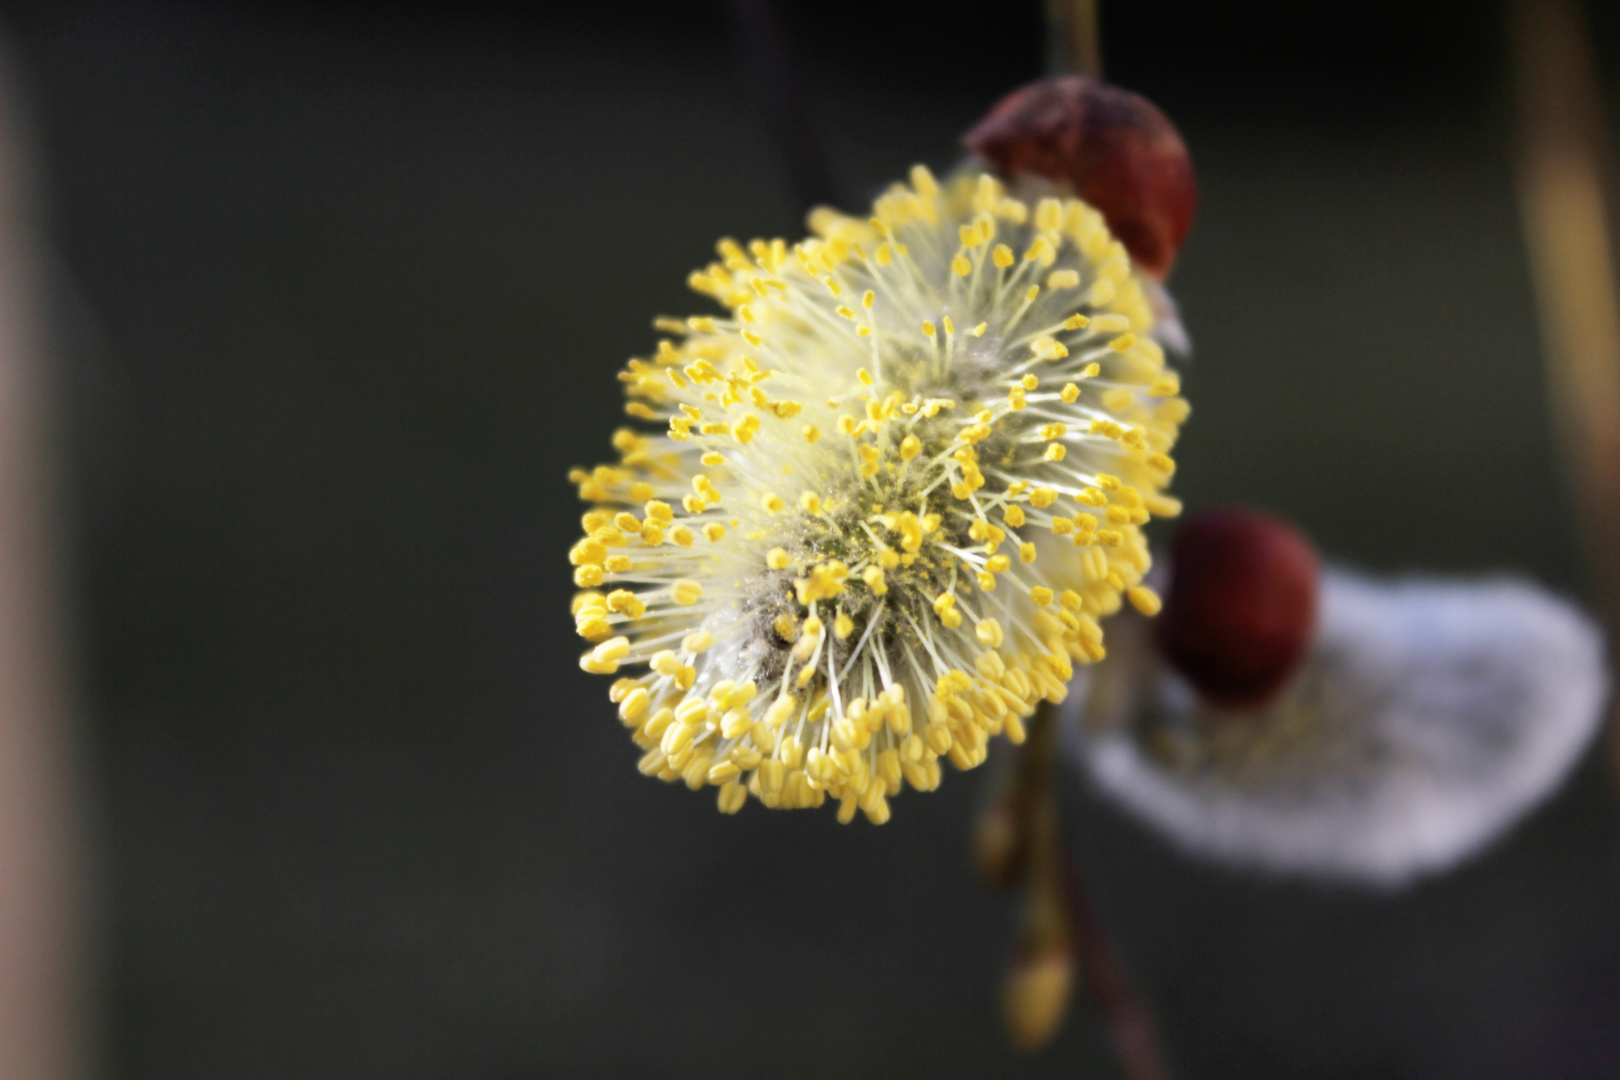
[[1067, 570, 1608, 887]]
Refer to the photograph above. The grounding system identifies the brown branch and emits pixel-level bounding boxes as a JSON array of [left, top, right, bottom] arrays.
[[1044, 0, 1104, 79], [1507, 0, 1620, 783]]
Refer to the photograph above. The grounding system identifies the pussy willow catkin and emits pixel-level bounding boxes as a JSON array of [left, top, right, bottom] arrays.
[[571, 167, 1187, 823]]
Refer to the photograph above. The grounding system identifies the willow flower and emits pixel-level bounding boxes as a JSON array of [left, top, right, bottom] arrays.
[[1068, 519, 1607, 887], [569, 166, 1188, 822]]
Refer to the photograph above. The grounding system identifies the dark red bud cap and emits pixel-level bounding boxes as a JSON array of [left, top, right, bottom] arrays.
[[1154, 507, 1319, 710], [963, 76, 1197, 280]]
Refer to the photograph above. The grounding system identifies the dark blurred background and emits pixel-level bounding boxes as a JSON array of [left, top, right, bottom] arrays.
[[4, 0, 1620, 1076]]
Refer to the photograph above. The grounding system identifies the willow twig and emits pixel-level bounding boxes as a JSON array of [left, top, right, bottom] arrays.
[[1507, 0, 1620, 784], [1044, 0, 1103, 78]]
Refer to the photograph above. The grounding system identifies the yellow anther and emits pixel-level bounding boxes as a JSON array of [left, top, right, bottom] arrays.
[[1030, 487, 1057, 508], [1150, 372, 1181, 397], [922, 320, 937, 338], [899, 434, 922, 461], [1109, 333, 1136, 352], [834, 612, 854, 639], [1003, 505, 1026, 527], [1047, 269, 1079, 289], [1127, 585, 1163, 617], [767, 547, 790, 570], [700, 522, 724, 542], [802, 425, 820, 443], [762, 493, 786, 514], [951, 254, 971, 276], [992, 244, 1014, 268], [1019, 542, 1037, 563], [857, 367, 874, 386], [671, 580, 704, 605], [862, 289, 875, 309], [800, 491, 822, 513], [862, 565, 888, 596], [970, 322, 987, 337]]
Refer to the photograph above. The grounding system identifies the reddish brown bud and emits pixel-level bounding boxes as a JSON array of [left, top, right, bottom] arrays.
[[1154, 507, 1319, 709], [963, 76, 1197, 279]]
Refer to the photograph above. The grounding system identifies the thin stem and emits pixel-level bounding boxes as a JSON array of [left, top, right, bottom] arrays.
[[990, 701, 1172, 1078], [1044, 0, 1104, 78], [1506, 0, 1620, 785], [1066, 850, 1172, 1080]]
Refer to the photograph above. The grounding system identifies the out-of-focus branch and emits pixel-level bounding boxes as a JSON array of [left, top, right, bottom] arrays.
[[1067, 856, 1171, 1080], [0, 37, 89, 1080], [1507, 0, 1620, 781], [1045, 0, 1103, 78], [989, 702, 1171, 1079], [727, 0, 845, 219]]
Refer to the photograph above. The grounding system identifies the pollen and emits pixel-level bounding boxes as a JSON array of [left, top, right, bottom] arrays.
[[569, 165, 1187, 821]]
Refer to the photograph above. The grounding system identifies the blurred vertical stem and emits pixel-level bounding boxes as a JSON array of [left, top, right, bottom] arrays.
[[992, 701, 1172, 1079], [1507, 0, 1620, 782], [727, 0, 844, 219], [1045, 0, 1103, 77]]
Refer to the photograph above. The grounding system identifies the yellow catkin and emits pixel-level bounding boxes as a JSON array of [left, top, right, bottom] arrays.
[[569, 166, 1185, 821]]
